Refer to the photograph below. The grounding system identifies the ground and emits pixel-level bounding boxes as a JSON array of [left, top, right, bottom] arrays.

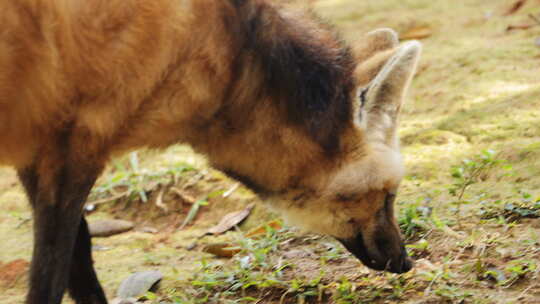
[[1, 0, 540, 303]]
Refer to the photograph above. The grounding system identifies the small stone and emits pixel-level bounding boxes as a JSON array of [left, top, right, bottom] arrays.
[[89, 219, 134, 237], [139, 226, 158, 234], [91, 244, 113, 252], [111, 298, 137, 304], [117, 271, 163, 300], [85, 204, 96, 213], [283, 249, 310, 259]]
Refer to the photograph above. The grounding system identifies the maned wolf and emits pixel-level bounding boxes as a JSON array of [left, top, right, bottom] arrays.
[[0, 0, 421, 303]]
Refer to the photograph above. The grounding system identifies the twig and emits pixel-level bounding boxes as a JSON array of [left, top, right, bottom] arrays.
[[279, 290, 292, 304], [85, 191, 130, 206], [15, 217, 31, 229], [515, 284, 536, 301], [154, 187, 168, 212], [503, 0, 528, 16], [506, 24, 535, 31], [222, 183, 239, 198], [529, 13, 540, 25], [180, 171, 205, 190], [170, 187, 197, 204], [424, 271, 442, 296]]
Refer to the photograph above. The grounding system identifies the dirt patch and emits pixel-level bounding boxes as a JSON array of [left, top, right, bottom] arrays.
[[0, 259, 29, 288]]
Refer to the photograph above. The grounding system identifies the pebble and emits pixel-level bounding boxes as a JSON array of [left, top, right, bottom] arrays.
[[88, 219, 134, 237], [117, 270, 163, 300]]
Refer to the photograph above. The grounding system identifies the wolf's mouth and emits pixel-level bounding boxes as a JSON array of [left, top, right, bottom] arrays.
[[337, 233, 412, 274]]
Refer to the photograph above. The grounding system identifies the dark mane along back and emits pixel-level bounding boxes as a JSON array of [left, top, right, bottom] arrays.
[[231, 1, 356, 153]]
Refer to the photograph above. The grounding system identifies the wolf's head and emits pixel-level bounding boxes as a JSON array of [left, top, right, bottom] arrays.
[[271, 29, 421, 274]]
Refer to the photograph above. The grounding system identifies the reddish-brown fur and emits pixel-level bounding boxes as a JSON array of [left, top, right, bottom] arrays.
[[0, 0, 421, 303], [1, 0, 347, 190]]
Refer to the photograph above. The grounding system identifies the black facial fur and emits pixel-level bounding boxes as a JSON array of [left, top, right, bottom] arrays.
[[223, 169, 272, 197]]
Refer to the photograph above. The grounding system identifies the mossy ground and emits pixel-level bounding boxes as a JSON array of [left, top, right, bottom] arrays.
[[1, 0, 540, 303]]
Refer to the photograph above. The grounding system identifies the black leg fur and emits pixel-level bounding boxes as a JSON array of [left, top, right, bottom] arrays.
[[18, 160, 106, 304], [68, 218, 108, 304], [17, 166, 38, 206], [28, 203, 83, 303]]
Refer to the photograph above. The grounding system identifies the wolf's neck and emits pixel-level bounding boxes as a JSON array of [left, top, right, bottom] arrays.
[[185, 2, 356, 193], [229, 1, 356, 152]]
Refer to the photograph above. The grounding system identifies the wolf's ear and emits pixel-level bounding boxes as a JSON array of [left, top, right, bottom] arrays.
[[358, 41, 422, 147], [353, 29, 400, 89], [354, 28, 399, 63]]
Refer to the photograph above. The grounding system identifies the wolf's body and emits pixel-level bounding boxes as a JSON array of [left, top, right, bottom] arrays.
[[0, 0, 421, 303]]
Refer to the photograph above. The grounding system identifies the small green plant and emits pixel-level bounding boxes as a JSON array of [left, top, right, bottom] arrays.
[[281, 275, 323, 304], [433, 285, 472, 302], [473, 257, 537, 288], [478, 191, 540, 222], [319, 242, 348, 263], [406, 238, 430, 258], [172, 226, 314, 303], [91, 152, 194, 203], [399, 204, 432, 240], [331, 278, 361, 304], [179, 189, 224, 229], [503, 259, 537, 287], [448, 150, 502, 226]]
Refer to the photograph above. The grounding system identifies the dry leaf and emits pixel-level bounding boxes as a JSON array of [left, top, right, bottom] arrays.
[[244, 219, 282, 238], [507, 13, 540, 31], [0, 259, 29, 287], [503, 0, 527, 16], [206, 203, 255, 235], [202, 243, 242, 258], [506, 23, 535, 31], [401, 25, 432, 40]]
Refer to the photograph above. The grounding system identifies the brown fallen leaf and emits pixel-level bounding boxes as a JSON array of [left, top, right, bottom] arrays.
[[244, 219, 283, 238], [88, 219, 134, 237], [401, 25, 432, 40], [503, 0, 528, 16], [506, 23, 535, 31], [202, 243, 242, 258], [0, 259, 29, 287], [206, 203, 255, 235]]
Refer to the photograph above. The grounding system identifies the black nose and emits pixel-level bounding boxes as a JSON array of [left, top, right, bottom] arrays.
[[389, 251, 413, 274], [402, 257, 413, 272], [337, 235, 414, 274]]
